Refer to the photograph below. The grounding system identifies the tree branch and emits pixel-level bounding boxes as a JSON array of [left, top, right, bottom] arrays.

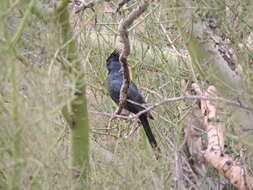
[[116, 0, 150, 115], [133, 95, 253, 119], [93, 95, 253, 120]]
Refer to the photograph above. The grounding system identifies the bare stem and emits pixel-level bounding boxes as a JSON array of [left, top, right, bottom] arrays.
[[93, 95, 253, 120]]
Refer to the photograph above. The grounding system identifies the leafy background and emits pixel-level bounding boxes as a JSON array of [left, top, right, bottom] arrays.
[[0, 0, 253, 189]]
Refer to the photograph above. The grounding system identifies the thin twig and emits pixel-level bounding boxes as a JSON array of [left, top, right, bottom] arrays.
[[116, 0, 131, 13], [73, 0, 95, 14], [90, 111, 129, 120], [134, 95, 253, 119], [92, 95, 253, 121], [141, 87, 163, 99], [7, 0, 36, 50], [124, 120, 140, 139]]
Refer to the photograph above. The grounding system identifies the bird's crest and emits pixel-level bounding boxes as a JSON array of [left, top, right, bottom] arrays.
[[106, 49, 121, 63]]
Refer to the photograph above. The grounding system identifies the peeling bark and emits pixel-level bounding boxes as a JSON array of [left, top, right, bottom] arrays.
[[191, 84, 253, 190]]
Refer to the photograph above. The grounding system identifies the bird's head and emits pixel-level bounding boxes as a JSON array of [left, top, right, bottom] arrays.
[[106, 49, 122, 72]]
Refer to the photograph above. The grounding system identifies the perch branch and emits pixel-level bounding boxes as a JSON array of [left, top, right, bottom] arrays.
[[93, 94, 253, 121], [115, 0, 150, 115]]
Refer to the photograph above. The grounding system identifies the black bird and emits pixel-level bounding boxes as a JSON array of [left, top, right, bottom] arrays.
[[106, 49, 159, 153]]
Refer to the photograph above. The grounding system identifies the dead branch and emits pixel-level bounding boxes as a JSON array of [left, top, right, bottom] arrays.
[[192, 84, 253, 190], [91, 94, 253, 121], [115, 0, 150, 115], [134, 95, 253, 119]]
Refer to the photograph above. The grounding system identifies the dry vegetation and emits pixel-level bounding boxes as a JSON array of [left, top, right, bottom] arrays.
[[1, 0, 253, 189]]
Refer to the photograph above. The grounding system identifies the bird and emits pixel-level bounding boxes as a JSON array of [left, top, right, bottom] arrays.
[[106, 49, 160, 154]]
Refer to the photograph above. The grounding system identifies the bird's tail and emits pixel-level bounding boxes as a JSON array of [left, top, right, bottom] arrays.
[[139, 115, 160, 156]]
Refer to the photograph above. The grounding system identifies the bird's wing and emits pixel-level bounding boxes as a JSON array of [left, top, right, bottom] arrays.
[[127, 82, 146, 104], [108, 80, 121, 104], [109, 80, 154, 118], [127, 82, 154, 119]]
